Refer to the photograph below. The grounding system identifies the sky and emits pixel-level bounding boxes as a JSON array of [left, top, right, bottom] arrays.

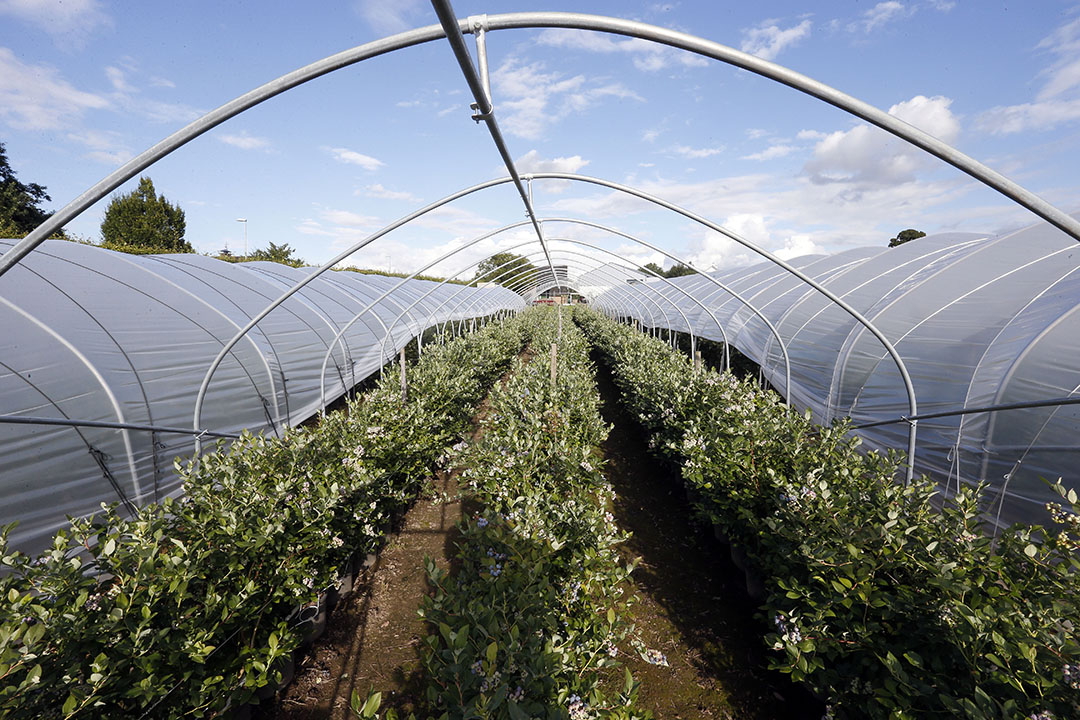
[[4, 0, 1080, 281]]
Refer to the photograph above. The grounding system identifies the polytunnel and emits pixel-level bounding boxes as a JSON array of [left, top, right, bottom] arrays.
[[1, 5, 1079, 551], [0, 237, 521, 551], [595, 220, 1080, 529], [5, 4, 1080, 718]]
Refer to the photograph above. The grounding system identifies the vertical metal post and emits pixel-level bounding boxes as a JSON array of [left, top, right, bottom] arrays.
[[695, 350, 703, 374], [550, 342, 557, 388], [400, 347, 407, 403]]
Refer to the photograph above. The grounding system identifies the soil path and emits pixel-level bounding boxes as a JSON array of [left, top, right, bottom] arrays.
[[591, 350, 824, 720], [258, 347, 529, 720], [256, 468, 464, 720]]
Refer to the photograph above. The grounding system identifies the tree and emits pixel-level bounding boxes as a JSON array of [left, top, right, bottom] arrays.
[[664, 262, 697, 278], [642, 262, 665, 277], [474, 252, 539, 292], [641, 261, 697, 278], [0, 141, 64, 238], [248, 241, 304, 267], [889, 228, 926, 248], [100, 176, 191, 253]]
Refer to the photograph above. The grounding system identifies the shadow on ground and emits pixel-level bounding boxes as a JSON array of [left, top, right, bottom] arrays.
[[592, 349, 824, 720]]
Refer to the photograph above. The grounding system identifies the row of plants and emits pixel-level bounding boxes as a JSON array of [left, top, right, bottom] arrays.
[[574, 307, 1080, 720], [371, 307, 651, 719], [0, 315, 526, 719]]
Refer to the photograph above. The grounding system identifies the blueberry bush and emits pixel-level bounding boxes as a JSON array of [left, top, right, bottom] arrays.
[[0, 316, 524, 719], [575, 307, 1080, 720]]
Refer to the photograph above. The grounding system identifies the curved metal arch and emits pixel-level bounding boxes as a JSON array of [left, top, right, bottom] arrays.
[[6, 11, 1078, 282], [0, 296, 142, 503], [536, 218, 731, 366], [454, 250, 674, 337], [370, 219, 734, 372], [489, 245, 697, 349], [192, 175, 515, 453], [529, 172, 912, 479], [7, 14, 1066, 476], [367, 231, 727, 383], [234, 264, 359, 410]]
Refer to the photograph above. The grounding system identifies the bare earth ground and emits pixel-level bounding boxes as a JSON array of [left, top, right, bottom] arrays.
[[257, 346, 824, 719], [253, 466, 465, 720], [591, 350, 825, 720]]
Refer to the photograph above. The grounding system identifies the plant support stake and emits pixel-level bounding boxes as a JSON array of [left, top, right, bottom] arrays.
[[400, 347, 407, 403], [550, 342, 557, 388]]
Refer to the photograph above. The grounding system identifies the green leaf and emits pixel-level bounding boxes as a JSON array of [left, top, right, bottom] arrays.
[[360, 691, 382, 718], [62, 693, 78, 716], [508, 700, 530, 720], [103, 538, 116, 556], [903, 651, 923, 668], [607, 607, 615, 625], [486, 641, 497, 665], [1023, 543, 1038, 558]]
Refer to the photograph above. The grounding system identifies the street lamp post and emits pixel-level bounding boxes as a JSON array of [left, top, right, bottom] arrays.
[[236, 218, 247, 258]]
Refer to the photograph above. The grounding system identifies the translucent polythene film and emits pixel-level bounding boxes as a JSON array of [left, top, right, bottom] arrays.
[[0, 240, 523, 552], [594, 220, 1080, 529]]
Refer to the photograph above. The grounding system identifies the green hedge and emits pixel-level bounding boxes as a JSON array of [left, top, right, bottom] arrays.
[[0, 316, 525, 719], [576, 307, 1080, 720], [404, 307, 651, 720]]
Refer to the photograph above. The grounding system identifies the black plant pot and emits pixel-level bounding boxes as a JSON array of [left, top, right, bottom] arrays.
[[298, 600, 327, 648]]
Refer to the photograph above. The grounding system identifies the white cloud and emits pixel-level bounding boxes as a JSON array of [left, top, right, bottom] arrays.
[[847, 2, 909, 34], [805, 94, 960, 187], [672, 145, 724, 159], [321, 209, 380, 228], [548, 166, 979, 271], [642, 128, 661, 143], [774, 234, 824, 260], [217, 132, 272, 151], [511, 150, 590, 194], [796, 129, 828, 141], [977, 99, 1080, 135], [361, 183, 420, 202], [742, 144, 797, 161], [515, 149, 590, 175], [536, 29, 709, 72], [412, 205, 501, 238], [66, 129, 132, 165], [978, 17, 1080, 134], [740, 19, 812, 61], [0, 48, 109, 130], [105, 66, 132, 93], [746, 128, 770, 139], [327, 146, 384, 170], [494, 57, 643, 140], [927, 0, 956, 11], [102, 63, 202, 124], [354, 0, 425, 35], [0, 0, 110, 48]]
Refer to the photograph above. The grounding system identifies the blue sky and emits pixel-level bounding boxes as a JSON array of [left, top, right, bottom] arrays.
[[3, 0, 1080, 278]]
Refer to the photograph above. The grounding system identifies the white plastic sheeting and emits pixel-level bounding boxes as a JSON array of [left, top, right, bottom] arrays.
[[594, 220, 1080, 529], [0, 239, 523, 552]]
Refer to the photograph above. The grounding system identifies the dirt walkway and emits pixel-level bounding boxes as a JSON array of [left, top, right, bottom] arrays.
[[591, 350, 824, 720], [256, 468, 464, 719], [258, 349, 529, 719]]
